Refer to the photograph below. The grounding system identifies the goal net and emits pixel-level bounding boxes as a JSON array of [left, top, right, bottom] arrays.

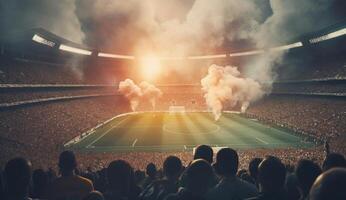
[[169, 106, 186, 114]]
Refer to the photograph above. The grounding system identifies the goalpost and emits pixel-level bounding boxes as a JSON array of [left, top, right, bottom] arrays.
[[169, 106, 186, 114]]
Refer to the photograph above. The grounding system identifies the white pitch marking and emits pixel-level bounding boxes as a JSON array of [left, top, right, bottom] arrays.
[[132, 139, 138, 147], [86, 117, 129, 148], [255, 137, 269, 144]]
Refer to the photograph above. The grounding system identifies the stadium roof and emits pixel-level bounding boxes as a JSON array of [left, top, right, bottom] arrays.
[[1, 20, 346, 60]]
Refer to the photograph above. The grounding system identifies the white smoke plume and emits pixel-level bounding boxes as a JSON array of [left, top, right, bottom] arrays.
[[118, 79, 162, 111], [139, 81, 163, 110], [118, 79, 143, 111], [201, 64, 264, 120]]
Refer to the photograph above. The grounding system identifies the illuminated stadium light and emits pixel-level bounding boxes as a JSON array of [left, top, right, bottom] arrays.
[[59, 44, 92, 55], [187, 54, 227, 60], [158, 56, 185, 60], [32, 34, 55, 47], [309, 28, 346, 43], [269, 42, 303, 51], [98, 52, 135, 60], [229, 50, 264, 57]]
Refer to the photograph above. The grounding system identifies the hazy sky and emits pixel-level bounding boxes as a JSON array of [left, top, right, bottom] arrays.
[[1, 0, 345, 55]]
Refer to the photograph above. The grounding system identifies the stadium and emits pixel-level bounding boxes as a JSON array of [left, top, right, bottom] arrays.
[[1, 1, 346, 200]]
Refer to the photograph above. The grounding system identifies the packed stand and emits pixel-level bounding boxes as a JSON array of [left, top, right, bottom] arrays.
[[0, 96, 130, 168], [246, 95, 346, 140], [0, 87, 117, 105], [272, 81, 346, 95], [1, 145, 346, 200]]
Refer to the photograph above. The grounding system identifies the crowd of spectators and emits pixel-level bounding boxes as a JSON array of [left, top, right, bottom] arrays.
[[0, 57, 85, 84], [272, 81, 346, 94], [0, 87, 117, 104], [0, 95, 130, 168], [1, 146, 346, 200], [246, 95, 346, 140], [276, 55, 346, 81]]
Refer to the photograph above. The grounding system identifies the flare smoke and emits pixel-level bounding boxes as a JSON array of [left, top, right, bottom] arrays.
[[118, 79, 162, 111], [139, 81, 163, 110], [201, 64, 264, 120]]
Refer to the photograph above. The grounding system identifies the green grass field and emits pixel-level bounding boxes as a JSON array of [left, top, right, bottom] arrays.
[[68, 112, 314, 152]]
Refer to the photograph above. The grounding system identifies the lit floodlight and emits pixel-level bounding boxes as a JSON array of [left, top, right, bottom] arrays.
[[270, 42, 303, 51], [32, 34, 55, 47], [187, 54, 227, 60], [98, 52, 135, 60], [158, 56, 185, 60], [229, 50, 264, 57], [309, 28, 346, 44], [59, 44, 92, 55], [139, 55, 161, 81]]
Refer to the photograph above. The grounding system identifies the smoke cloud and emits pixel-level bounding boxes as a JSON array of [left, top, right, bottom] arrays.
[[201, 64, 264, 120], [139, 81, 163, 110], [2, 0, 345, 84], [118, 79, 143, 111], [118, 79, 162, 111]]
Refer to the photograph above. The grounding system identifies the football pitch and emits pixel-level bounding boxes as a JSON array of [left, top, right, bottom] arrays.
[[67, 112, 315, 152]]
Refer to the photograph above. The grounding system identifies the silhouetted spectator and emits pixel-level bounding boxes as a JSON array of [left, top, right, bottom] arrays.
[[207, 148, 257, 200], [140, 156, 182, 200], [142, 163, 158, 188], [249, 158, 263, 187], [31, 169, 49, 198], [295, 159, 322, 200], [4, 157, 32, 200], [104, 160, 141, 200], [194, 145, 214, 164], [135, 170, 146, 187], [246, 156, 288, 200], [83, 191, 105, 200], [285, 172, 300, 200], [0, 170, 4, 200], [47, 168, 57, 183], [322, 153, 346, 171], [44, 151, 94, 200], [165, 159, 213, 200], [309, 168, 346, 200]]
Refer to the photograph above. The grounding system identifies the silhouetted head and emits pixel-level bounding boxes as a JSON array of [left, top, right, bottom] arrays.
[[82, 191, 104, 200], [33, 169, 48, 186], [185, 159, 213, 195], [163, 156, 182, 180], [295, 159, 322, 197], [322, 153, 346, 171], [4, 157, 32, 197], [214, 148, 238, 176], [59, 150, 77, 175], [309, 168, 346, 200], [258, 156, 286, 192], [194, 145, 213, 163], [107, 160, 134, 193], [249, 157, 263, 181], [146, 163, 157, 178], [32, 169, 48, 197]]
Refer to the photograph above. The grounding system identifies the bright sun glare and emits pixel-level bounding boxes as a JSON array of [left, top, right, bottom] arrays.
[[140, 56, 161, 81]]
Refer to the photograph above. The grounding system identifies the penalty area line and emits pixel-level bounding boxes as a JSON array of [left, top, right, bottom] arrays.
[[255, 137, 269, 145], [86, 116, 130, 148], [132, 139, 138, 147]]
